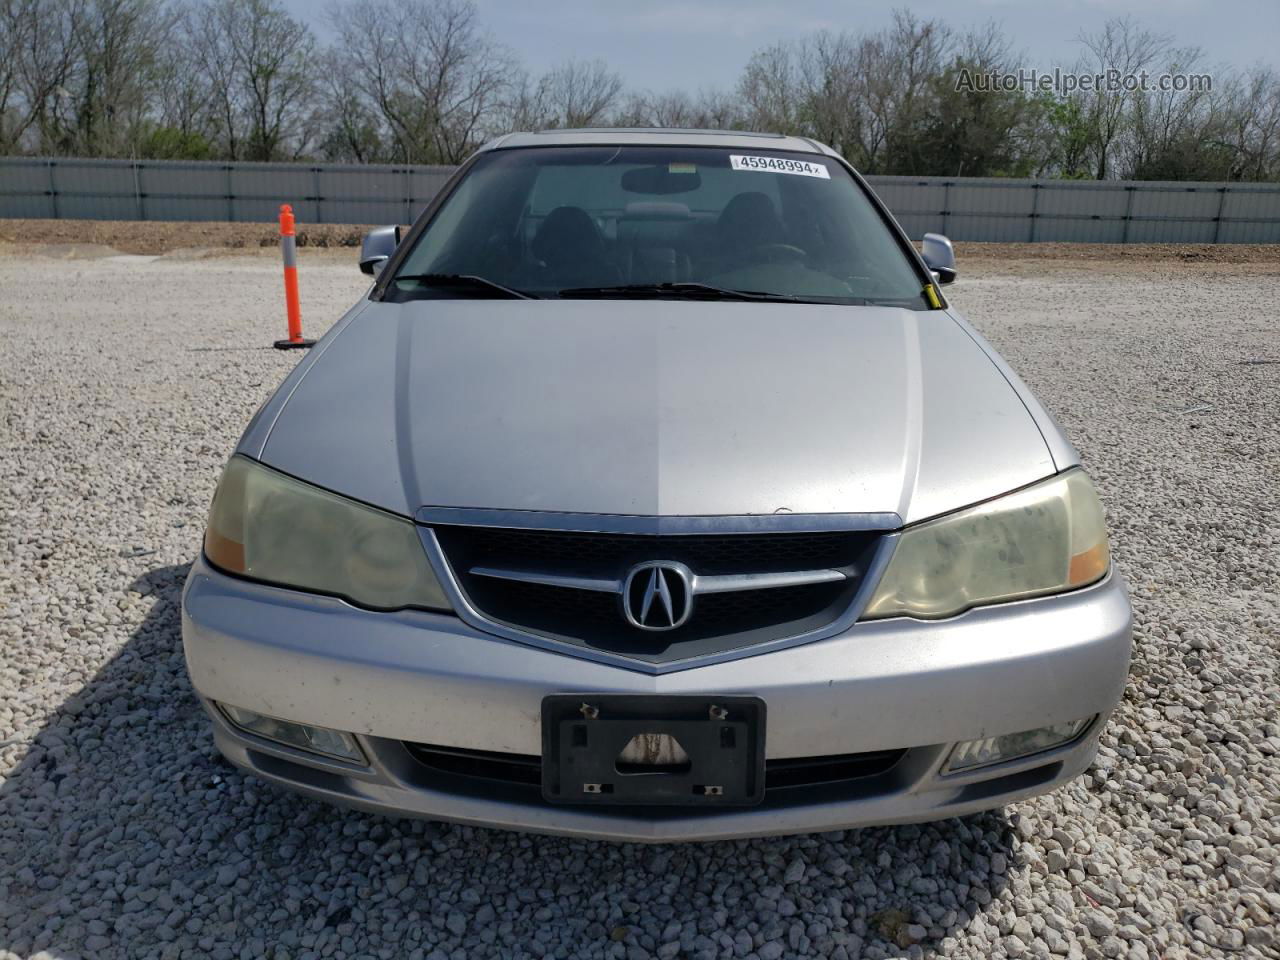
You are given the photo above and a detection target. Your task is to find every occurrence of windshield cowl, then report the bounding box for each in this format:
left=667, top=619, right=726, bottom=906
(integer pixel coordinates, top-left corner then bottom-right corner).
left=558, top=282, right=807, bottom=303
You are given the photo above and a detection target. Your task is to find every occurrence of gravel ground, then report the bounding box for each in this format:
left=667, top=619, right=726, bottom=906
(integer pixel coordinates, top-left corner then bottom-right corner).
left=1, top=250, right=1278, bottom=960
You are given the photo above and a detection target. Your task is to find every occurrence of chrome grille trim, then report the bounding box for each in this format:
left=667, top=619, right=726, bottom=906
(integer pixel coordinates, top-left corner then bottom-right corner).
left=470, top=567, right=619, bottom=593
left=693, top=568, right=849, bottom=594
left=469, top=565, right=850, bottom=595
left=417, top=523, right=901, bottom=676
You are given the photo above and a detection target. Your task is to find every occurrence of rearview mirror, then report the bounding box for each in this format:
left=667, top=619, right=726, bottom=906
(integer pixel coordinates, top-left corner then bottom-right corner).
left=921, top=233, right=956, bottom=285
left=621, top=165, right=702, bottom=195
left=360, top=225, right=401, bottom=275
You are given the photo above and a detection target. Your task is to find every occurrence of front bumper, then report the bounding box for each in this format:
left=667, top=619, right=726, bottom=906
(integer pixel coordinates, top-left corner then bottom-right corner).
left=182, top=555, right=1132, bottom=842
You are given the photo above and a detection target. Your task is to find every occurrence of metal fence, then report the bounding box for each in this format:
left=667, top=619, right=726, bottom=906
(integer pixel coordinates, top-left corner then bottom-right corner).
left=2, top=156, right=1279, bottom=243
left=0, top=157, right=455, bottom=227
left=868, top=174, right=1280, bottom=244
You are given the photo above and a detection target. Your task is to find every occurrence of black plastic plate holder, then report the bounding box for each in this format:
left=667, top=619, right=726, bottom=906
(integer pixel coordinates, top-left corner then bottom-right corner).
left=541, top=694, right=766, bottom=806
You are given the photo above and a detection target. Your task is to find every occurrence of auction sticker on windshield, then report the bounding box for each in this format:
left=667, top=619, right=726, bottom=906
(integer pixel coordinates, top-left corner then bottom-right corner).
left=730, top=155, right=830, bottom=179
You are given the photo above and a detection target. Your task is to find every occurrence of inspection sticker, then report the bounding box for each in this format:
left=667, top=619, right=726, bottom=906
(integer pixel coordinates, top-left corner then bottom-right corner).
left=730, top=155, right=830, bottom=179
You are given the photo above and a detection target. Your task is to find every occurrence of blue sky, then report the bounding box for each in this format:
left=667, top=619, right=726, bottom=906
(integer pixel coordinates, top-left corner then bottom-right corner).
left=291, top=0, right=1279, bottom=91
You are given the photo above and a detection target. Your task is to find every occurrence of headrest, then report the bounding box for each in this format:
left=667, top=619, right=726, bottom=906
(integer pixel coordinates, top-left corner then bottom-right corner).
left=532, top=206, right=604, bottom=261
left=622, top=201, right=692, bottom=221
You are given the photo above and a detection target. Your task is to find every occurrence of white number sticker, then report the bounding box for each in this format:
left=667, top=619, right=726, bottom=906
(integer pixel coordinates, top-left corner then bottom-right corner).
left=729, top=155, right=830, bottom=179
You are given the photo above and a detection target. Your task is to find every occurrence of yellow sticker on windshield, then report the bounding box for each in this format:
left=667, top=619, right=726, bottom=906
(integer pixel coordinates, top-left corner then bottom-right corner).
left=668, top=163, right=696, bottom=173
left=730, top=155, right=830, bottom=179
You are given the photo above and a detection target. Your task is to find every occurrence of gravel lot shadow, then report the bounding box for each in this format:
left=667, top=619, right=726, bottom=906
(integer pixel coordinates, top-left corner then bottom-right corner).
left=0, top=563, right=1020, bottom=960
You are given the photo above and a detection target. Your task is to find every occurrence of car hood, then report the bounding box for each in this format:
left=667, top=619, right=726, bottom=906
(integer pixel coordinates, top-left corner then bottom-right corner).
left=254, top=299, right=1058, bottom=525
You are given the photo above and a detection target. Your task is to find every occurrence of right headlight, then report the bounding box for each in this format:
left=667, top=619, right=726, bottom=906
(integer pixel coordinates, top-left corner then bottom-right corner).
left=861, top=468, right=1111, bottom=620
left=203, top=455, right=450, bottom=612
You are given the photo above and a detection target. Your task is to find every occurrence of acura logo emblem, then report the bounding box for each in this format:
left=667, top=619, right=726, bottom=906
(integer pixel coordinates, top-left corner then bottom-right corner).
left=622, top=561, right=694, bottom=631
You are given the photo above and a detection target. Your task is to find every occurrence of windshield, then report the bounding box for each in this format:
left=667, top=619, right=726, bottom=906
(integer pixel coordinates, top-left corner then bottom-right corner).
left=385, top=145, right=930, bottom=307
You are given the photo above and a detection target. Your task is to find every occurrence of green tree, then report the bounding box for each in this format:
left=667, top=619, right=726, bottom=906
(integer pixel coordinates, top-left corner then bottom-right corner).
left=920, top=55, right=1043, bottom=177
left=136, top=124, right=214, bottom=159
left=1043, top=96, right=1095, bottom=179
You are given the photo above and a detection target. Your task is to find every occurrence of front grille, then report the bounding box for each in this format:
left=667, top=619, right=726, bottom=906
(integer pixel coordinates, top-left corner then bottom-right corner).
left=431, top=526, right=880, bottom=663
left=403, top=741, right=906, bottom=793
left=445, top=528, right=863, bottom=574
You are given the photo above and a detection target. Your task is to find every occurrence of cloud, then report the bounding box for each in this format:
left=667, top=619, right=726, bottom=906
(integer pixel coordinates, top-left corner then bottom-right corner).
left=610, top=1, right=839, bottom=40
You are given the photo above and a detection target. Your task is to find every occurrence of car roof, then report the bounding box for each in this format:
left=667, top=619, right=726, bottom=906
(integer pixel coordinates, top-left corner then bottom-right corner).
left=483, top=128, right=841, bottom=158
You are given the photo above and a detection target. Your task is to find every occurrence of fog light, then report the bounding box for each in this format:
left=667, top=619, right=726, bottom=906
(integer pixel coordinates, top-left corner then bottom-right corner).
left=944, top=717, right=1093, bottom=773
left=219, top=704, right=365, bottom=763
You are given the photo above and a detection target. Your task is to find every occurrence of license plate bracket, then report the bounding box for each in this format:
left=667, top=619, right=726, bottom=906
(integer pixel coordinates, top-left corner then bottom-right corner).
left=541, top=695, right=766, bottom=806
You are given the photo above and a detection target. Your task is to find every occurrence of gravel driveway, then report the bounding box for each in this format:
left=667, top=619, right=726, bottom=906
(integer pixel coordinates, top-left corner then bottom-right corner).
left=1, top=248, right=1277, bottom=960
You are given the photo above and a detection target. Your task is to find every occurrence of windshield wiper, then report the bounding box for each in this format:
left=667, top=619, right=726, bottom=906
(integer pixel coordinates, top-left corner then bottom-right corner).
left=557, top=282, right=808, bottom=303
left=391, top=273, right=538, bottom=299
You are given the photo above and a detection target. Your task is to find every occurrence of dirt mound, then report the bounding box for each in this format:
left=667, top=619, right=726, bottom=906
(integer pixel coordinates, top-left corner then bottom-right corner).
left=955, top=241, right=1280, bottom=264
left=0, top=218, right=374, bottom=255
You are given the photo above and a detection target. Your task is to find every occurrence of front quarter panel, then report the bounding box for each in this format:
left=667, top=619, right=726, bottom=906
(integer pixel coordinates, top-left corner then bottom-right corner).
left=945, top=308, right=1080, bottom=471
left=237, top=295, right=373, bottom=459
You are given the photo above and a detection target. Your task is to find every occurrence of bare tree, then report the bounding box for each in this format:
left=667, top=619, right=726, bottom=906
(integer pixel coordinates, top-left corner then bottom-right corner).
left=66, top=0, right=175, bottom=155
left=314, top=47, right=389, bottom=162
left=328, top=0, right=514, bottom=164
left=501, top=72, right=549, bottom=131
left=148, top=13, right=217, bottom=157
left=610, top=88, right=741, bottom=129
left=736, top=42, right=803, bottom=135
left=1221, top=66, right=1280, bottom=181
left=327, top=0, right=416, bottom=160
left=541, top=59, right=623, bottom=128
left=1124, top=46, right=1220, bottom=179
left=504, top=59, right=622, bottom=130
left=0, top=0, right=38, bottom=151
left=843, top=32, right=896, bottom=172
left=1075, top=17, right=1171, bottom=179
left=237, top=0, right=314, bottom=159
left=793, top=32, right=863, bottom=161
left=732, top=13, right=951, bottom=174
left=616, top=90, right=697, bottom=128
left=182, top=0, right=316, bottom=161
left=779, top=13, right=953, bottom=173
left=875, top=10, right=953, bottom=173
left=1, top=0, right=85, bottom=153
left=688, top=89, right=743, bottom=130
left=181, top=0, right=239, bottom=156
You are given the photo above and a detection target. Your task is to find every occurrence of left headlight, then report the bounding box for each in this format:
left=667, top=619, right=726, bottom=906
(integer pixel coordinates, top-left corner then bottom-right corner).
left=861, top=468, right=1111, bottom=621
left=203, top=455, right=451, bottom=611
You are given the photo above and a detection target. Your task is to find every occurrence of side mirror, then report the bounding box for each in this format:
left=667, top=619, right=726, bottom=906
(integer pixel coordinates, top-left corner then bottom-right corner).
left=360, top=225, right=401, bottom=276
left=921, top=233, right=956, bottom=285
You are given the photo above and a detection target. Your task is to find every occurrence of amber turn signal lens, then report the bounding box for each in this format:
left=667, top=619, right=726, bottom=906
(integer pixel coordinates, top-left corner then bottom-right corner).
left=1068, top=541, right=1110, bottom=587
left=204, top=528, right=245, bottom=573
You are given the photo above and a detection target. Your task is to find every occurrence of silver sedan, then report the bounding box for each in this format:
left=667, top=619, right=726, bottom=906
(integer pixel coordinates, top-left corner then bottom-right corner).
left=182, top=128, right=1131, bottom=841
